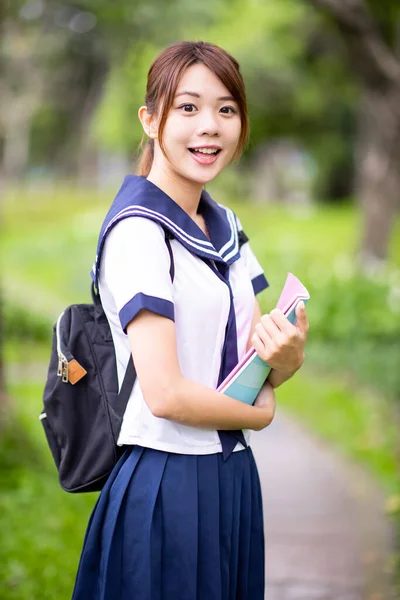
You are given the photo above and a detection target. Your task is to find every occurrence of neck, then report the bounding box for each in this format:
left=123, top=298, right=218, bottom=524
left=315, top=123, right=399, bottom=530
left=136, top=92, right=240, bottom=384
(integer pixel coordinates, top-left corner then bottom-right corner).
left=146, top=163, right=204, bottom=219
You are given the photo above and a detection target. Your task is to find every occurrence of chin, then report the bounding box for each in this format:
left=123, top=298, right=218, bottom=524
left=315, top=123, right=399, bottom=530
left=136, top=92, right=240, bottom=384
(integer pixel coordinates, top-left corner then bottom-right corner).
left=178, top=165, right=225, bottom=186
left=188, top=172, right=218, bottom=185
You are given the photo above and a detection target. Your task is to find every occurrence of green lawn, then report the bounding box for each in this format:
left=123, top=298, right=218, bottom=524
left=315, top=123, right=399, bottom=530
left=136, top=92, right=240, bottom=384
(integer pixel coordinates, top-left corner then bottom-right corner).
left=0, top=381, right=97, bottom=600
left=3, top=185, right=400, bottom=315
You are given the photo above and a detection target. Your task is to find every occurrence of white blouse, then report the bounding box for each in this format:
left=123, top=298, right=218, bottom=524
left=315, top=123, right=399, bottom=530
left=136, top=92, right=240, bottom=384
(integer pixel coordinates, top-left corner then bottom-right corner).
left=96, top=177, right=269, bottom=455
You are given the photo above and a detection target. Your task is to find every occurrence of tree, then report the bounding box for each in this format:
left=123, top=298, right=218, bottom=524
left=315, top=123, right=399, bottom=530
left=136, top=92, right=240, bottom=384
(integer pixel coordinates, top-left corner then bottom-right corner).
left=0, top=0, right=221, bottom=180
left=0, top=1, right=112, bottom=180
left=0, top=19, right=55, bottom=180
left=308, top=0, right=400, bottom=269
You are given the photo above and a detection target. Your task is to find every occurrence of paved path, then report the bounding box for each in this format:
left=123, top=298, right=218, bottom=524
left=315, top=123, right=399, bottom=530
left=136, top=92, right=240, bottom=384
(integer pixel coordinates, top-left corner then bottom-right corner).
left=251, top=410, right=395, bottom=600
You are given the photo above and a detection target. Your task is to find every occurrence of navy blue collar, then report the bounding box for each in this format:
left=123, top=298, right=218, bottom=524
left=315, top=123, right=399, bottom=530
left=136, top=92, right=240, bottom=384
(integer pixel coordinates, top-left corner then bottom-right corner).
left=92, top=175, right=241, bottom=286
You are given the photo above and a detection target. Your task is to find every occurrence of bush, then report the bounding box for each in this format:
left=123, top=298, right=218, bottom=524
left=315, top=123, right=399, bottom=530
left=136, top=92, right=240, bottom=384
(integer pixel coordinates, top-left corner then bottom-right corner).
left=0, top=382, right=96, bottom=600
left=305, top=273, right=400, bottom=402
left=2, top=301, right=52, bottom=344
left=309, top=273, right=400, bottom=342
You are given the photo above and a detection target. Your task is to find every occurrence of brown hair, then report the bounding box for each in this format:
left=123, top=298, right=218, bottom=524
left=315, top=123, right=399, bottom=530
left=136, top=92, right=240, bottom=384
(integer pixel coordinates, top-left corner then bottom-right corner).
left=137, top=41, right=249, bottom=177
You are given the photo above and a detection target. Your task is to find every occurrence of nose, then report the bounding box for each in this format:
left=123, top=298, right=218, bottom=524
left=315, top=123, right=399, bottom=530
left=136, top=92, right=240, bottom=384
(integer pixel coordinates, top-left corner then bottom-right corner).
left=196, top=109, right=221, bottom=137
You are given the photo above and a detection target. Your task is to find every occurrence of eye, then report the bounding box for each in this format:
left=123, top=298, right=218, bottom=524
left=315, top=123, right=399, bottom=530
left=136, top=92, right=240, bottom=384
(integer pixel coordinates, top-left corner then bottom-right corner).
left=220, top=106, right=237, bottom=114
left=179, top=103, right=197, bottom=113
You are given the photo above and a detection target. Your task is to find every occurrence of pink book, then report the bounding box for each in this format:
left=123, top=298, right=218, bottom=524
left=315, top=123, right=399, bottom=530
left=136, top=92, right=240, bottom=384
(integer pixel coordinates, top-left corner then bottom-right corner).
left=217, top=273, right=310, bottom=403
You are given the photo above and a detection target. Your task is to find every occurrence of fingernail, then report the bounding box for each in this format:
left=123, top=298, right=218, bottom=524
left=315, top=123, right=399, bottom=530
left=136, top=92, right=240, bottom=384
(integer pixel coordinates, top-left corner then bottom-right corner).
left=298, top=301, right=305, bottom=310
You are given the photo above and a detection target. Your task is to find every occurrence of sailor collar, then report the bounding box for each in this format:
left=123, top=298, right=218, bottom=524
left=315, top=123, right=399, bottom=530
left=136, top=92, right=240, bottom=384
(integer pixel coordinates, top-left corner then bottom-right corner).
left=92, top=175, right=241, bottom=287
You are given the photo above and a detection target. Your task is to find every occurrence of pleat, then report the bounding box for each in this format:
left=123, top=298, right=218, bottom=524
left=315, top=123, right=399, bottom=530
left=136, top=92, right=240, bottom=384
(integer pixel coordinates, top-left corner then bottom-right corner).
left=160, top=453, right=199, bottom=599
left=236, top=451, right=252, bottom=599
left=247, top=449, right=265, bottom=597
left=72, top=447, right=140, bottom=600
left=217, top=451, right=236, bottom=600
left=197, top=454, right=222, bottom=600
left=119, top=447, right=169, bottom=600
left=97, top=446, right=148, bottom=599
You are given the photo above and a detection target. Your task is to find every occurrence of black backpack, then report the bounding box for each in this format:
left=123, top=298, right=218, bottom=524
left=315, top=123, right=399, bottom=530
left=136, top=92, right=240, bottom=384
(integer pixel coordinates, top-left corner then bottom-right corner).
left=40, top=230, right=175, bottom=493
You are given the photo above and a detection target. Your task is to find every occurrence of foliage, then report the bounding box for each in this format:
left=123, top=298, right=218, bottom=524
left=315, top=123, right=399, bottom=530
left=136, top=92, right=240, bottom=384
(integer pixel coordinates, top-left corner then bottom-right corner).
left=3, top=301, right=52, bottom=344
left=310, top=272, right=400, bottom=340
left=0, top=382, right=96, bottom=600
left=1, top=0, right=364, bottom=201
left=93, top=43, right=160, bottom=153
left=289, top=272, right=400, bottom=402
left=90, top=0, right=358, bottom=200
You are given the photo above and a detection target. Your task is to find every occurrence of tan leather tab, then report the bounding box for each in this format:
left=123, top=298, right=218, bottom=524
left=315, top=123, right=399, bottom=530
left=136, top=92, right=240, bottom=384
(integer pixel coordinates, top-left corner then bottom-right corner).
left=68, top=359, right=87, bottom=385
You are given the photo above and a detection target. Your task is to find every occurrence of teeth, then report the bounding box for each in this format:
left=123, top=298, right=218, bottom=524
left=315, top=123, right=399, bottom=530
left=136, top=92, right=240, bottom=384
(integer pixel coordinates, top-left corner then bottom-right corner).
left=193, top=148, right=218, bottom=155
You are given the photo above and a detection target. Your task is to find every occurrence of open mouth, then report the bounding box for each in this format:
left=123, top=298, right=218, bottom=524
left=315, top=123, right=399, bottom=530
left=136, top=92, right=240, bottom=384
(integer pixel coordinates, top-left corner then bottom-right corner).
left=189, top=148, right=221, bottom=156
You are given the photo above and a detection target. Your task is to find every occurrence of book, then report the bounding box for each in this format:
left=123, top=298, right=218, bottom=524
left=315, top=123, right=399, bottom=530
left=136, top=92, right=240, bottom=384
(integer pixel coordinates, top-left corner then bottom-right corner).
left=217, top=273, right=310, bottom=405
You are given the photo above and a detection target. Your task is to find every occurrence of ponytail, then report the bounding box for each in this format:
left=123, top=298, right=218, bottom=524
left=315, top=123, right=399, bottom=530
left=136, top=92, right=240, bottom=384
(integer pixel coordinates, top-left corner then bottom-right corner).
left=137, top=138, right=154, bottom=177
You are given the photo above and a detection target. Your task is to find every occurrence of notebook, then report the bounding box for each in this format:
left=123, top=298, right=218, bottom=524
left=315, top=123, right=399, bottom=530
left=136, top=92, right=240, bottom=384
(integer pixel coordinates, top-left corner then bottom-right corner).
left=217, top=273, right=310, bottom=405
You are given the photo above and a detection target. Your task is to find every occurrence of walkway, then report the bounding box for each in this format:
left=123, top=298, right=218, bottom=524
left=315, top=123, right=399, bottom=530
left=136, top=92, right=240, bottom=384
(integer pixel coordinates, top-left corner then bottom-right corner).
left=251, top=410, right=395, bottom=600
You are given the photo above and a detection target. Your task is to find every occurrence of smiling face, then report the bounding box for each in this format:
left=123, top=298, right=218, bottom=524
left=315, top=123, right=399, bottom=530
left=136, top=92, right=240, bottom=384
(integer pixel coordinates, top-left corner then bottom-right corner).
left=149, top=63, right=242, bottom=186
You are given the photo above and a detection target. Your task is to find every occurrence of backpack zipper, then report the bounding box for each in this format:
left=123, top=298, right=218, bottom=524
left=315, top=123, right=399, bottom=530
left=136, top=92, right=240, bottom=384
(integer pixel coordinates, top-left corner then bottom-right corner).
left=56, top=311, right=69, bottom=383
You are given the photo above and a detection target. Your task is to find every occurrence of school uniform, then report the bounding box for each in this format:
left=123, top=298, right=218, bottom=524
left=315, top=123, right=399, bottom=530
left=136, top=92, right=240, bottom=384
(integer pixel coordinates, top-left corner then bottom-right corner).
left=72, top=175, right=269, bottom=600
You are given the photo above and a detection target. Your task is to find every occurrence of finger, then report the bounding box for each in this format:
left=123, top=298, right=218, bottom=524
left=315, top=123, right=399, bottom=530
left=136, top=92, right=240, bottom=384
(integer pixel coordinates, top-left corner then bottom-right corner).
left=259, top=314, right=284, bottom=344
left=251, top=332, right=265, bottom=358
left=255, top=325, right=279, bottom=361
left=252, top=330, right=274, bottom=361
left=295, top=301, right=309, bottom=333
left=268, top=308, right=295, bottom=335
left=254, top=323, right=269, bottom=348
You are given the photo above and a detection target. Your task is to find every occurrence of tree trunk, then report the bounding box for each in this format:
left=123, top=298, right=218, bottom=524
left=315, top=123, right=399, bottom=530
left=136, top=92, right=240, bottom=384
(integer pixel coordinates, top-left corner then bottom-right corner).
left=77, top=73, right=107, bottom=186
left=307, top=0, right=400, bottom=269
left=355, top=86, right=400, bottom=271
left=1, top=115, right=31, bottom=181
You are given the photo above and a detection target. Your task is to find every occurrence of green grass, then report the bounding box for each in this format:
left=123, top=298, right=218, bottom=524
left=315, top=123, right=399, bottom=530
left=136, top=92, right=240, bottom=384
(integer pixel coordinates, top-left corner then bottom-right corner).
left=0, top=381, right=97, bottom=600
left=3, top=186, right=399, bottom=315
left=276, top=364, right=400, bottom=495
left=4, top=339, right=52, bottom=364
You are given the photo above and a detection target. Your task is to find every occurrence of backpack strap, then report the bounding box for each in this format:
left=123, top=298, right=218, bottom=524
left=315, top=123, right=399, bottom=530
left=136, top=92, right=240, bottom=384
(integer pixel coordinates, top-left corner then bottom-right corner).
left=238, top=229, right=249, bottom=249
left=114, top=356, right=136, bottom=415
left=113, top=229, right=175, bottom=419
left=164, top=229, right=175, bottom=281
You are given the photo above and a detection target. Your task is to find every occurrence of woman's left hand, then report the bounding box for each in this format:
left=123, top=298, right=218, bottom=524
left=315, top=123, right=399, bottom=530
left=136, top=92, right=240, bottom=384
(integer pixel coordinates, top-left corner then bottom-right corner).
left=251, top=301, right=309, bottom=376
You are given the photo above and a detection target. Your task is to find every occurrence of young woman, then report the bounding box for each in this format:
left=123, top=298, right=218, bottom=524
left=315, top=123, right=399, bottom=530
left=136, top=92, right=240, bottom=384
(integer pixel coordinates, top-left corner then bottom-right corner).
left=72, top=41, right=308, bottom=600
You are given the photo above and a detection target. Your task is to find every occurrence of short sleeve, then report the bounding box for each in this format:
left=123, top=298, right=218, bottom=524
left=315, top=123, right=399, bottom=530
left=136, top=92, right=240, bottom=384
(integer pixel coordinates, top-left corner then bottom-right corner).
left=101, top=217, right=174, bottom=333
left=236, top=217, right=269, bottom=295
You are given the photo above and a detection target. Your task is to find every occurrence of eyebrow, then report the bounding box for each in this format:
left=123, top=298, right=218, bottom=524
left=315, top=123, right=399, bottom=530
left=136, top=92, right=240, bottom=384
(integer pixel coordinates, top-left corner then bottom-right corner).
left=175, top=91, right=236, bottom=102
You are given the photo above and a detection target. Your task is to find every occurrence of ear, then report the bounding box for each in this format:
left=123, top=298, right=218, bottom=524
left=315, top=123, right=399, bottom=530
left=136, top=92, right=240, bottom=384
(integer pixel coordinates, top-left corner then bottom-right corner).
left=138, top=106, right=158, bottom=139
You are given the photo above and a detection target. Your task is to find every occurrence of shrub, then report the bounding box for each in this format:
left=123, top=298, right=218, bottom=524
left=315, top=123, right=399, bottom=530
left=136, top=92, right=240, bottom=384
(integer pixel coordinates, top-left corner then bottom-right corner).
left=2, top=301, right=52, bottom=344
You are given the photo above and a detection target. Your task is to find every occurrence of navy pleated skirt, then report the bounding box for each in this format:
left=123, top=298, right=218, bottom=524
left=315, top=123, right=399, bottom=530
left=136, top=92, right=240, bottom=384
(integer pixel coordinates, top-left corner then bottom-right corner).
left=72, top=445, right=265, bottom=600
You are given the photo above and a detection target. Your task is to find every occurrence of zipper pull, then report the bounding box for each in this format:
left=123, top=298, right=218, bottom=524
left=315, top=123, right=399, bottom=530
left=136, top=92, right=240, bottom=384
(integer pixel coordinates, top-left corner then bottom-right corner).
left=61, top=360, right=69, bottom=383
left=57, top=354, right=69, bottom=382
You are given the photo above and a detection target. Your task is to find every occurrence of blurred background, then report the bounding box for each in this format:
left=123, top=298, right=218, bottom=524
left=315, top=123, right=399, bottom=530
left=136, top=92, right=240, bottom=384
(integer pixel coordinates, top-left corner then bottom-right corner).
left=1, top=0, right=399, bottom=598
